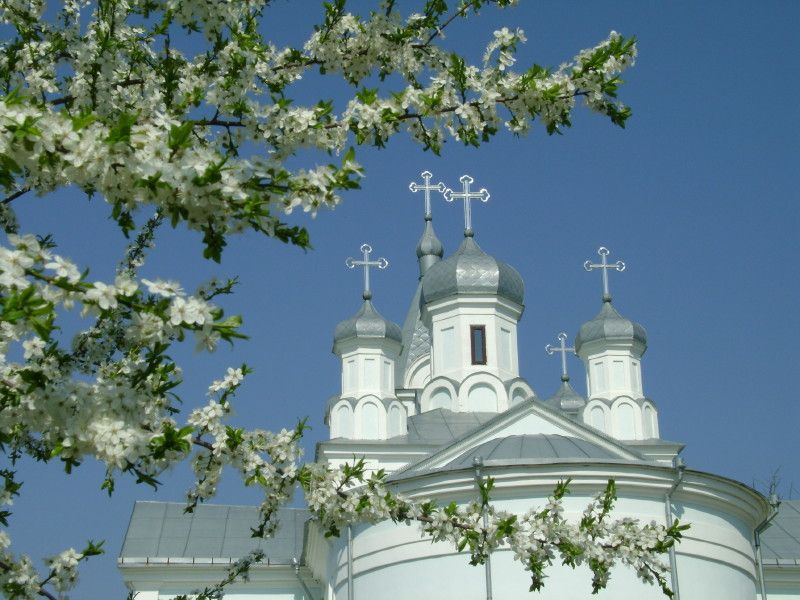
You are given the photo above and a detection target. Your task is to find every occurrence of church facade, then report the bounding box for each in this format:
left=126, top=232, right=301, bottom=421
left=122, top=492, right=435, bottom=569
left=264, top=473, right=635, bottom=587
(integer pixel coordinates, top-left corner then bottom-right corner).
left=119, top=173, right=800, bottom=600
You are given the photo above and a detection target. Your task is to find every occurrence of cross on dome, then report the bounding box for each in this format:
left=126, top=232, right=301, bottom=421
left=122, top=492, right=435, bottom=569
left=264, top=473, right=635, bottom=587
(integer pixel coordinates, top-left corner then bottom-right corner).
left=584, top=246, right=626, bottom=303
left=444, top=174, right=490, bottom=237
left=345, top=243, right=389, bottom=301
left=546, top=332, right=576, bottom=382
left=409, top=170, right=446, bottom=221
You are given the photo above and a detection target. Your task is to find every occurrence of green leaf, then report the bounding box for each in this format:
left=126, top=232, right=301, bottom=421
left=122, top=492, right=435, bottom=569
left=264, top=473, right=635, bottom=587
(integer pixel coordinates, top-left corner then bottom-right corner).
left=105, top=112, right=139, bottom=144
left=168, top=121, right=194, bottom=152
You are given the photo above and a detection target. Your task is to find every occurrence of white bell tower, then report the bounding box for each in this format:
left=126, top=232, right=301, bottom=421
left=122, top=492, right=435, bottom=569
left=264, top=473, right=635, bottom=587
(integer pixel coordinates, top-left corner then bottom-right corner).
left=327, top=244, right=406, bottom=441
left=577, top=247, right=659, bottom=440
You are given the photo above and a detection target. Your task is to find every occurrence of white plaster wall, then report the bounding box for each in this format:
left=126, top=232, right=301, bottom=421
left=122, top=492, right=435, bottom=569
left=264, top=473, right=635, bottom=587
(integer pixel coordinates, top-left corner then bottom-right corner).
left=427, top=299, right=520, bottom=384
left=326, top=485, right=761, bottom=600
left=159, top=589, right=308, bottom=600
left=582, top=348, right=643, bottom=400
left=122, top=566, right=322, bottom=600
left=338, top=341, right=398, bottom=398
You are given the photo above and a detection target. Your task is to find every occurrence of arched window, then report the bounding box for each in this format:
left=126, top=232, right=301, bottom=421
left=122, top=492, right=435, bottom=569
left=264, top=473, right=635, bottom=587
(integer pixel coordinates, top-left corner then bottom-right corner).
left=388, top=404, right=404, bottom=438
left=467, top=384, right=497, bottom=412
left=429, top=388, right=452, bottom=411
left=335, top=404, right=352, bottom=438
left=361, top=402, right=380, bottom=439
left=614, top=402, right=636, bottom=439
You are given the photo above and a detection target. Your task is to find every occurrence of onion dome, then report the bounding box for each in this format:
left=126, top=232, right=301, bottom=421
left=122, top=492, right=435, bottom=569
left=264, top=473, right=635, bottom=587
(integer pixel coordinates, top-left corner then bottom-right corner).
left=421, top=237, right=524, bottom=306
left=575, top=301, right=647, bottom=354
left=415, top=219, right=444, bottom=278
left=544, top=381, right=587, bottom=418
left=333, top=300, right=402, bottom=352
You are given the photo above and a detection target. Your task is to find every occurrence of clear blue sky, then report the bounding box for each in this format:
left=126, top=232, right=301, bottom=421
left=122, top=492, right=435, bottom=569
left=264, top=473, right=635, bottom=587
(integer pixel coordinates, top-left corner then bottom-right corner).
left=6, top=2, right=800, bottom=598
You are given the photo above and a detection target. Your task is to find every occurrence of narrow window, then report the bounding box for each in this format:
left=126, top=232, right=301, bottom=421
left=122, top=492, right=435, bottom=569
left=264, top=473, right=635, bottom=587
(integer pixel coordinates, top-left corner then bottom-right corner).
left=470, top=325, right=487, bottom=365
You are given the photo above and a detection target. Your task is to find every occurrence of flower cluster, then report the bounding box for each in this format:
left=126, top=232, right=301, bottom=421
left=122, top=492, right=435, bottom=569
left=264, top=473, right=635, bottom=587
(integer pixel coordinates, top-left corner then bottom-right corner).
left=0, top=0, right=635, bottom=260
left=0, top=1, right=646, bottom=598
left=298, top=461, right=682, bottom=596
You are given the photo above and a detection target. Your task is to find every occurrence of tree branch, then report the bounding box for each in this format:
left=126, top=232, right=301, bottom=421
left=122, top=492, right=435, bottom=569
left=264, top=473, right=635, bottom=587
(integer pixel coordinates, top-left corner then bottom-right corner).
left=3, top=187, right=30, bottom=204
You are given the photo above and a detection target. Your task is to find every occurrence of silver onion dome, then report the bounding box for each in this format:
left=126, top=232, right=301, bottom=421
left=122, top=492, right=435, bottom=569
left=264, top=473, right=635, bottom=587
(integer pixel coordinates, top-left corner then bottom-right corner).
left=544, top=380, right=587, bottom=418
left=575, top=301, right=647, bottom=354
left=333, top=300, right=402, bottom=351
left=415, top=219, right=444, bottom=278
left=421, top=237, right=524, bottom=306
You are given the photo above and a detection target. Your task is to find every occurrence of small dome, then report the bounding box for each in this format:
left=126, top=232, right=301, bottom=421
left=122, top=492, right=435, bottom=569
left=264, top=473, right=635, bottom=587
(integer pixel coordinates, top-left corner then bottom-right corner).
left=544, top=381, right=587, bottom=416
left=416, top=220, right=444, bottom=278
left=416, top=220, right=444, bottom=259
left=575, top=301, right=647, bottom=354
left=333, top=300, right=402, bottom=351
left=421, top=237, right=524, bottom=306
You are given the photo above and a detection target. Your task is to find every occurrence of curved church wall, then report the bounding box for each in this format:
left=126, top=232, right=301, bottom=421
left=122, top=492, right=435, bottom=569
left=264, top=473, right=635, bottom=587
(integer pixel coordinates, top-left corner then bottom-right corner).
left=326, top=466, right=765, bottom=600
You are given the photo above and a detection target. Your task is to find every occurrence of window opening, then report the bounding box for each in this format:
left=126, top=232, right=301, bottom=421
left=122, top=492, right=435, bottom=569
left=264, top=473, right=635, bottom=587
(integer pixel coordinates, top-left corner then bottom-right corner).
left=470, top=325, right=487, bottom=365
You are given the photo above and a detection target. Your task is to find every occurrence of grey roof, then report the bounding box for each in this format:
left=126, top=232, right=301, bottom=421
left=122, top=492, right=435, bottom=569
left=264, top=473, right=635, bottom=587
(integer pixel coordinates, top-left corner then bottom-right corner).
left=402, top=409, right=497, bottom=444
left=575, top=300, right=647, bottom=354
left=445, top=434, right=618, bottom=470
left=421, top=237, right=524, bottom=306
left=321, top=409, right=496, bottom=448
left=544, top=380, right=587, bottom=416
left=761, top=500, right=800, bottom=563
left=416, top=219, right=444, bottom=277
left=120, top=502, right=308, bottom=562
left=397, top=283, right=432, bottom=379
left=333, top=299, right=402, bottom=349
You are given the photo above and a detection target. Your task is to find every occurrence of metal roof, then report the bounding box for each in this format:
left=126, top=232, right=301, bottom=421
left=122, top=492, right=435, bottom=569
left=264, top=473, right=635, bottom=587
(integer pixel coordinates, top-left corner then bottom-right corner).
left=119, top=502, right=308, bottom=563
left=416, top=219, right=444, bottom=263
left=544, top=380, right=587, bottom=416
left=575, top=300, right=647, bottom=354
left=421, top=236, right=524, bottom=306
left=401, top=408, right=498, bottom=444
left=445, top=434, right=618, bottom=470
left=761, top=500, right=800, bottom=564
left=397, top=282, right=432, bottom=379
left=333, top=299, right=402, bottom=348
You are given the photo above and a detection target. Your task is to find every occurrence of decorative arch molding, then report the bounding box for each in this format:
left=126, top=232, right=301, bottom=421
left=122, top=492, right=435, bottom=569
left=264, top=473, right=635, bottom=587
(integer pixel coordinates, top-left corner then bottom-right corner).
left=330, top=400, right=354, bottom=439
left=386, top=401, right=406, bottom=438
left=354, top=395, right=387, bottom=440
left=641, top=401, right=659, bottom=439
left=404, top=354, right=431, bottom=390
left=506, top=378, right=536, bottom=407
left=584, top=400, right=609, bottom=434
left=611, top=397, right=640, bottom=440
left=457, top=372, right=507, bottom=413
left=419, top=377, right=458, bottom=413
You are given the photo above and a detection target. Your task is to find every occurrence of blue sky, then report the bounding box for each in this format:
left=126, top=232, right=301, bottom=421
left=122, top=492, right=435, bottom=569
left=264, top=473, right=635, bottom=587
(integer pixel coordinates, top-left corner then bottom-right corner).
left=6, top=1, right=800, bottom=597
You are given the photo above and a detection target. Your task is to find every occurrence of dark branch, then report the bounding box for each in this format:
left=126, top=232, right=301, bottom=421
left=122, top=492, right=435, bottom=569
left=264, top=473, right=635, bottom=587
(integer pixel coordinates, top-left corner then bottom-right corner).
left=3, top=187, right=30, bottom=204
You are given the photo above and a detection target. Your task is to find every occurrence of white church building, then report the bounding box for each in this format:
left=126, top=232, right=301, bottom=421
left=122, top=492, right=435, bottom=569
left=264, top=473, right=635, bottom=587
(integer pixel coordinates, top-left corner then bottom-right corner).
left=118, top=173, right=800, bottom=600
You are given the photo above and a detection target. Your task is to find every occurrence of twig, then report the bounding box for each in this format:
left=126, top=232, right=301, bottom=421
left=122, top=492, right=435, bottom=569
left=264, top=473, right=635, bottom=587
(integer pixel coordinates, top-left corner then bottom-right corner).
left=2, top=187, right=30, bottom=204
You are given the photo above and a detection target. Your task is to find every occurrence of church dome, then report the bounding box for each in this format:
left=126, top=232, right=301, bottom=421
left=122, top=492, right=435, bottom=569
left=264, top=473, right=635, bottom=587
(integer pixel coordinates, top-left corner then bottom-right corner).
left=575, top=301, right=647, bottom=354
left=415, top=220, right=444, bottom=278
left=333, top=300, right=402, bottom=349
left=416, top=220, right=444, bottom=260
left=421, top=237, right=524, bottom=306
left=544, top=381, right=587, bottom=415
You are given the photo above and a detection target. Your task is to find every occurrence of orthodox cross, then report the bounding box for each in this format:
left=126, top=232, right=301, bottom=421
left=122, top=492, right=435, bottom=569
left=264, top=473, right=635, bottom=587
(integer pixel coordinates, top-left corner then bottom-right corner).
left=409, top=170, right=445, bottom=220
left=584, top=246, right=625, bottom=302
left=545, top=332, right=576, bottom=382
left=345, top=243, right=388, bottom=300
left=444, top=174, right=490, bottom=237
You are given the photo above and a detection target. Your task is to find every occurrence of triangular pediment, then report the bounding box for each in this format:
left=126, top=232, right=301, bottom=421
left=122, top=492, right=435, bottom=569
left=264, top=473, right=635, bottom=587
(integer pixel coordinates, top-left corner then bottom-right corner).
left=391, top=400, right=645, bottom=479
